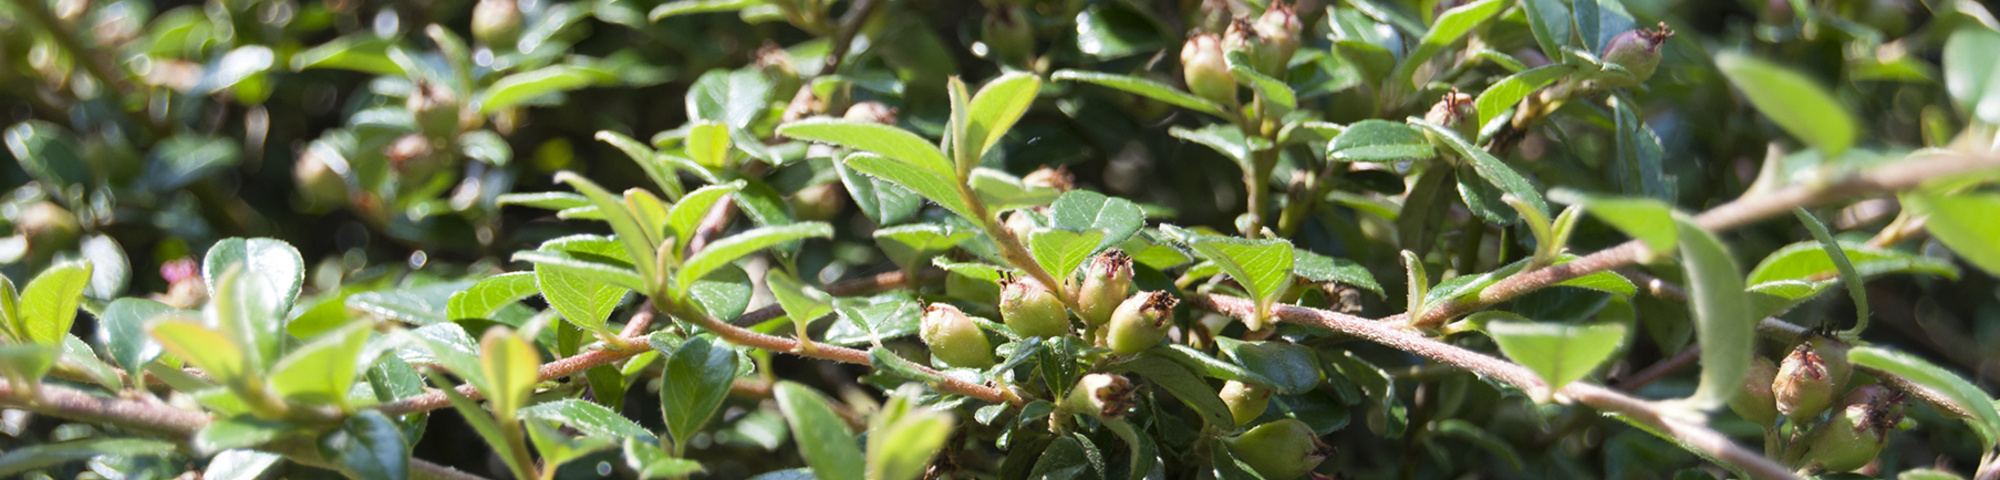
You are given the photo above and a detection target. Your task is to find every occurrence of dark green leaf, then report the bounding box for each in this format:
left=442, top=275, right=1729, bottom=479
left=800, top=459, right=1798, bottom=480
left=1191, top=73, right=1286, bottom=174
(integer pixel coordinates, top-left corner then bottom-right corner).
left=660, top=337, right=739, bottom=448
left=1747, top=241, right=1959, bottom=285
left=3, top=121, right=88, bottom=188
left=874, top=224, right=975, bottom=272
left=1411, top=118, right=1547, bottom=222
left=348, top=281, right=478, bottom=326
left=0, top=439, right=177, bottom=477
left=320, top=410, right=409, bottom=480
left=1112, top=355, right=1233, bottom=429
left=99, top=298, right=173, bottom=377
left=521, top=399, right=658, bottom=443
left=1475, top=65, right=1573, bottom=128
left=1395, top=0, right=1507, bottom=87
left=1327, top=120, right=1435, bottom=163
left=775, top=382, right=866, bottom=480
left=1292, top=249, right=1383, bottom=295
left=1224, top=50, right=1296, bottom=111
left=1216, top=338, right=1324, bottom=395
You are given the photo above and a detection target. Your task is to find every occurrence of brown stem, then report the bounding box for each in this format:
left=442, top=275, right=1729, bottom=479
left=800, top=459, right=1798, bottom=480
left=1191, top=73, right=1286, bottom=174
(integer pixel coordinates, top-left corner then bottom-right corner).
left=1614, top=346, right=1701, bottom=392
left=1189, top=294, right=1801, bottom=480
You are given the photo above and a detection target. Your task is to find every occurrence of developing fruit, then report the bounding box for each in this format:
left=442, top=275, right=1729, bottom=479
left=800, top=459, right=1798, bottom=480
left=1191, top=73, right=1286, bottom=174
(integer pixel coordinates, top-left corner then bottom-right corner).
left=919, top=303, right=994, bottom=369
left=1225, top=418, right=1330, bottom=479
left=1221, top=380, right=1273, bottom=427
left=1105, top=291, right=1177, bottom=355
left=471, top=0, right=522, bottom=49
left=788, top=182, right=846, bottom=221
left=843, top=101, right=898, bottom=125
left=1000, top=276, right=1070, bottom=338
left=1806, top=385, right=1904, bottom=472
left=295, top=149, right=348, bottom=211
left=1250, top=1, right=1301, bottom=76
left=1728, top=357, right=1780, bottom=426
left=1075, top=250, right=1134, bottom=328
left=407, top=80, right=461, bottom=140
left=981, top=4, right=1034, bottom=67
left=1064, top=373, right=1136, bottom=419
left=1775, top=342, right=1841, bottom=425
left=1599, top=22, right=1675, bottom=87
left=1181, top=33, right=1236, bottom=107
left=1424, top=89, right=1479, bottom=139
left=17, top=201, right=81, bottom=255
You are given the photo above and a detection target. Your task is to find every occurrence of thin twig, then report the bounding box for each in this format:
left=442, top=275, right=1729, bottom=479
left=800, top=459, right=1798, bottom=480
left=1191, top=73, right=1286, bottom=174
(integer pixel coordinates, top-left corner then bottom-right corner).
left=1614, top=346, right=1701, bottom=392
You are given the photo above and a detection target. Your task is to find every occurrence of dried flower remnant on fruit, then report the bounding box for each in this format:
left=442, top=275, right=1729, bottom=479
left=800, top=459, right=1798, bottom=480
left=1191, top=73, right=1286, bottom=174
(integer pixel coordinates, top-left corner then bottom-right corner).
left=1600, top=22, right=1675, bottom=86
left=919, top=303, right=995, bottom=369
left=1076, top=250, right=1136, bottom=328
left=1000, top=275, right=1070, bottom=338
left=1066, top=373, right=1137, bottom=419
left=1106, top=291, right=1178, bottom=354
left=1775, top=342, right=1840, bottom=424
left=408, top=80, right=461, bottom=139
left=1425, top=89, right=1479, bottom=138
left=1182, top=33, right=1237, bottom=107
left=1250, top=1, right=1301, bottom=76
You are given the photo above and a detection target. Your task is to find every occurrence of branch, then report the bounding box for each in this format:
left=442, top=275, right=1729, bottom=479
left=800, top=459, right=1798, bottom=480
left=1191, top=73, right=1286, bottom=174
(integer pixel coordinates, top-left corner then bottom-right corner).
left=1188, top=294, right=1802, bottom=480
left=1402, top=148, right=2000, bottom=327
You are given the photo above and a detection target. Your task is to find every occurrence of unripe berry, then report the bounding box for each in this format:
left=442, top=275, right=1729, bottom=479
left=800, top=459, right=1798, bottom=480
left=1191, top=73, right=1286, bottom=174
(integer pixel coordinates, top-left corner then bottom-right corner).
left=1105, top=291, right=1177, bottom=355
left=1775, top=342, right=1841, bottom=425
left=471, top=0, right=523, bottom=50
left=295, top=149, right=349, bottom=211
left=1423, top=89, right=1479, bottom=140
left=788, top=182, right=846, bottom=221
left=407, top=80, right=461, bottom=140
left=1181, top=33, right=1237, bottom=107
left=1000, top=276, right=1070, bottom=338
left=1221, top=380, right=1273, bottom=427
left=1064, top=373, right=1136, bottom=419
left=17, top=201, right=81, bottom=255
left=919, top=303, right=995, bottom=369
left=1729, top=357, right=1780, bottom=426
left=1250, top=1, right=1301, bottom=76
left=386, top=133, right=446, bottom=181
left=843, top=101, right=898, bottom=125
left=1599, top=22, right=1674, bottom=87
left=1075, top=250, right=1134, bottom=328
left=1021, top=166, right=1074, bottom=192
left=981, top=4, right=1035, bottom=67
left=1225, top=418, right=1331, bottom=479
left=1806, top=385, right=1903, bottom=472
left=755, top=43, right=802, bottom=102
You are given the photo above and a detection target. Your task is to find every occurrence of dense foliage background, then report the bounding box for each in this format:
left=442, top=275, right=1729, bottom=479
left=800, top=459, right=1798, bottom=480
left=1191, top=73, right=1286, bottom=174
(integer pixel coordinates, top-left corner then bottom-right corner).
left=3, top=0, right=2000, bottom=479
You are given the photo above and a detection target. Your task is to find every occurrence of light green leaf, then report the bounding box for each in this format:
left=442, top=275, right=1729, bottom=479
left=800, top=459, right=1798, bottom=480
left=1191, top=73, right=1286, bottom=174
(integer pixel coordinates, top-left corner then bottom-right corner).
left=290, top=35, right=402, bottom=75
left=867, top=397, right=954, bottom=480
left=524, top=419, right=615, bottom=471
left=659, top=337, right=739, bottom=449
left=1050, top=70, right=1230, bottom=118
left=1051, top=190, right=1145, bottom=252
left=152, top=321, right=250, bottom=386
left=195, top=416, right=294, bottom=454
left=1327, top=119, right=1435, bottom=163
left=768, top=270, right=835, bottom=327
left=1747, top=241, right=1959, bottom=285
left=556, top=172, right=660, bottom=288
left=1475, top=65, right=1574, bottom=127
left=0, top=439, right=177, bottom=477
left=480, top=327, right=541, bottom=419
left=594, top=130, right=685, bottom=199
left=1170, top=124, right=1268, bottom=168
left=686, top=68, right=773, bottom=129
left=1551, top=189, right=1677, bottom=254
left=676, top=223, right=833, bottom=291
left=874, top=224, right=975, bottom=272
left=1030, top=228, right=1109, bottom=280
left=77, top=235, right=127, bottom=300
left=346, top=281, right=477, bottom=326
left=511, top=249, right=647, bottom=293
left=1482, top=313, right=1627, bottom=398
left=775, top=381, right=866, bottom=480
left=687, top=121, right=733, bottom=168
left=690, top=265, right=755, bottom=321
left=538, top=263, right=628, bottom=334
left=843, top=153, right=974, bottom=219
left=1191, top=237, right=1295, bottom=330
left=627, top=438, right=706, bottom=478
left=965, top=72, right=1041, bottom=159
left=0, top=344, right=57, bottom=388
left=778, top=119, right=954, bottom=177
left=1715, top=53, right=1859, bottom=158
left=1849, top=346, right=2000, bottom=448
left=477, top=65, right=616, bottom=114
left=0, top=276, right=17, bottom=342
left=202, top=237, right=305, bottom=325
left=667, top=182, right=746, bottom=253
left=270, top=323, right=371, bottom=407
left=1674, top=216, right=1755, bottom=410
left=1395, top=0, right=1507, bottom=87
left=1907, top=192, right=2000, bottom=277
left=496, top=192, right=591, bottom=211
left=1942, top=26, right=2000, bottom=125
left=19, top=262, right=91, bottom=346
left=522, top=399, right=657, bottom=442
left=650, top=0, right=762, bottom=19
left=969, top=168, right=1062, bottom=212
left=446, top=272, right=541, bottom=321
left=1412, top=118, right=1548, bottom=222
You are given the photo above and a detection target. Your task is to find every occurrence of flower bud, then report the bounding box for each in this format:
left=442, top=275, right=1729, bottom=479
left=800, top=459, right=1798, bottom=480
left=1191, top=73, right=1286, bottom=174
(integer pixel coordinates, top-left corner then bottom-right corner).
left=407, top=80, right=461, bottom=140
left=1775, top=342, right=1840, bottom=424
left=1728, top=357, right=1780, bottom=426
left=843, top=101, right=898, bottom=125
left=1181, top=33, right=1237, bottom=107
left=1251, top=2, right=1301, bottom=76
left=1064, top=373, right=1136, bottom=420
left=1807, top=385, right=1904, bottom=472
left=1225, top=418, right=1331, bottom=479
left=1221, top=380, right=1273, bottom=427
left=17, top=201, right=81, bottom=255
left=1106, top=291, right=1177, bottom=355
left=1075, top=250, right=1135, bottom=328
left=920, top=303, right=995, bottom=369
left=1000, top=276, right=1070, bottom=338
left=1424, top=89, right=1479, bottom=140
left=1599, top=22, right=1674, bottom=87
left=295, top=149, right=349, bottom=212
left=982, top=4, right=1036, bottom=67
left=471, top=0, right=523, bottom=50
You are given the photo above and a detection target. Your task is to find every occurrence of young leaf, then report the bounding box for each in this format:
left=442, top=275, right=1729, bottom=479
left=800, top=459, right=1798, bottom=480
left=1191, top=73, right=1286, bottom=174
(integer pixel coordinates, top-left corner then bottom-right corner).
left=675, top=223, right=833, bottom=291
left=965, top=72, right=1041, bottom=159
left=520, top=399, right=657, bottom=442
left=1029, top=228, right=1109, bottom=280
left=1905, top=192, right=2000, bottom=277
left=867, top=395, right=955, bottom=480
left=768, top=270, right=835, bottom=332
left=1394, top=0, right=1507, bottom=87
left=152, top=321, right=250, bottom=385
left=660, top=337, right=740, bottom=450
left=775, top=381, right=867, bottom=480
left=98, top=298, right=173, bottom=377
left=269, top=323, right=371, bottom=407
left=1848, top=346, right=2000, bottom=448
left=666, top=182, right=746, bottom=253
left=1050, top=70, right=1231, bottom=118
left=1715, top=53, right=1859, bottom=158
left=842, top=153, right=974, bottom=219
left=778, top=119, right=955, bottom=177
left=1192, top=237, right=1296, bottom=330
left=1673, top=216, right=1755, bottom=410
left=1475, top=65, right=1574, bottom=127
left=556, top=172, right=661, bottom=288
left=1327, top=120, right=1436, bottom=163
left=479, top=327, right=541, bottom=419
left=1482, top=313, right=1628, bottom=399
left=19, top=262, right=91, bottom=346
left=446, top=272, right=541, bottom=321
left=687, top=120, right=733, bottom=168
left=318, top=410, right=410, bottom=480
left=537, top=262, right=627, bottom=334
left=1050, top=190, right=1146, bottom=252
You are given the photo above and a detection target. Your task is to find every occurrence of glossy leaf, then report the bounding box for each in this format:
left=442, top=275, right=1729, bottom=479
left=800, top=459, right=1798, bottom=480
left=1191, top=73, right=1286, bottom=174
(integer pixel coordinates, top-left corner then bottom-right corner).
left=1475, top=65, right=1573, bottom=127
left=1113, top=355, right=1234, bottom=429
left=269, top=323, right=371, bottom=407
left=1051, top=190, right=1146, bottom=252
left=1051, top=70, right=1230, bottom=118
left=768, top=270, right=835, bottom=326
left=521, top=399, right=657, bottom=442
left=874, top=224, right=975, bottom=272
left=965, top=73, right=1041, bottom=159
left=446, top=272, right=540, bottom=321
left=667, top=182, right=746, bottom=253
left=319, top=410, right=409, bottom=480
left=842, top=153, right=974, bottom=219
left=1747, top=241, right=1958, bottom=285
left=676, top=223, right=832, bottom=291
left=3, top=121, right=88, bottom=188
left=556, top=172, right=661, bottom=287
left=477, top=65, right=616, bottom=114
left=1192, top=237, right=1295, bottom=328
left=1328, top=120, right=1435, bottom=163
left=0, top=439, right=177, bottom=477
left=1483, top=313, right=1627, bottom=397
left=1551, top=190, right=1677, bottom=254
left=779, top=119, right=954, bottom=177
left=1411, top=118, right=1547, bottom=221
left=1395, top=0, right=1507, bottom=87
left=538, top=262, right=627, bottom=334
left=98, top=298, right=174, bottom=377
left=1716, top=53, right=1858, bottom=158
left=1029, top=228, right=1108, bottom=279
left=19, top=262, right=91, bottom=346
left=479, top=327, right=541, bottom=419
left=1942, top=27, right=2000, bottom=125
left=1215, top=338, right=1324, bottom=395
left=775, top=381, right=866, bottom=480
left=660, top=337, right=739, bottom=448
left=1224, top=50, right=1296, bottom=110
left=1292, top=249, right=1383, bottom=295
left=686, top=68, right=773, bottom=129
left=1521, top=0, right=1571, bottom=57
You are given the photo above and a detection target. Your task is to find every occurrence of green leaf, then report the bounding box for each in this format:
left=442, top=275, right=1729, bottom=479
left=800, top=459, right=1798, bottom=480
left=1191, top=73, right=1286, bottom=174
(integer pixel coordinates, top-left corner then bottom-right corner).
left=203, top=237, right=304, bottom=342
left=1674, top=216, right=1756, bottom=410
left=556, top=172, right=661, bottom=288
left=1907, top=192, right=2000, bottom=277
left=1747, top=241, right=1959, bottom=285
left=824, top=295, right=923, bottom=347
left=867, top=403, right=954, bottom=480
left=627, top=438, right=706, bottom=478
left=775, top=381, right=867, bottom=480
left=497, top=192, right=591, bottom=211
left=480, top=327, right=541, bottom=419
left=538, top=262, right=628, bottom=334
left=1170, top=124, right=1269, bottom=169
left=521, top=399, right=657, bottom=442
left=0, top=276, right=17, bottom=342
left=667, top=182, right=746, bottom=253
left=676, top=223, right=833, bottom=291
left=1215, top=338, right=1324, bottom=395
left=969, top=168, right=1062, bottom=212
left=458, top=130, right=511, bottom=166
left=838, top=159, right=923, bottom=225
left=1395, top=0, right=1507, bottom=87
left=594, top=130, right=686, bottom=199
left=686, top=68, right=774, bottom=129
left=525, top=419, right=616, bottom=471
left=660, top=337, right=739, bottom=449
left=1610, top=96, right=1670, bottom=201
left=98, top=298, right=174, bottom=377
left=1942, top=26, right=2000, bottom=125
left=874, top=224, right=975, bottom=272
left=1191, top=237, right=1296, bottom=329
left=1292, top=249, right=1383, bottom=295
left=778, top=119, right=955, bottom=177
left=1224, top=50, right=1297, bottom=110
left=346, top=281, right=477, bottom=326
left=687, top=121, right=733, bottom=168
left=1552, top=190, right=1677, bottom=254
left=1050, top=70, right=1230, bottom=118
left=965, top=73, right=1042, bottom=159
left=477, top=65, right=616, bottom=114
left=1715, top=53, right=1859, bottom=158
left=1482, top=313, right=1628, bottom=398
left=1327, top=120, right=1435, bottom=163
left=1051, top=191, right=1146, bottom=252
left=0, top=344, right=57, bottom=388
left=1411, top=118, right=1548, bottom=222
left=0, top=439, right=177, bottom=477
left=447, top=272, right=541, bottom=321
left=1521, top=0, right=1571, bottom=57
left=1849, top=346, right=2000, bottom=448
left=153, top=321, right=250, bottom=384
left=1433, top=419, right=1527, bottom=472
left=690, top=264, right=755, bottom=320
left=1030, top=228, right=1109, bottom=279
left=843, top=153, right=974, bottom=219
left=1111, top=355, right=1234, bottom=429
left=269, top=323, right=371, bottom=407
left=1145, top=345, right=1281, bottom=389
left=77, top=235, right=128, bottom=300
left=649, top=0, right=762, bottom=20
left=3, top=121, right=89, bottom=188
left=1475, top=65, right=1574, bottom=127
left=19, top=262, right=91, bottom=346
left=195, top=415, right=295, bottom=454
left=290, top=35, right=402, bottom=75
left=319, top=410, right=409, bottom=480
left=768, top=270, right=835, bottom=326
